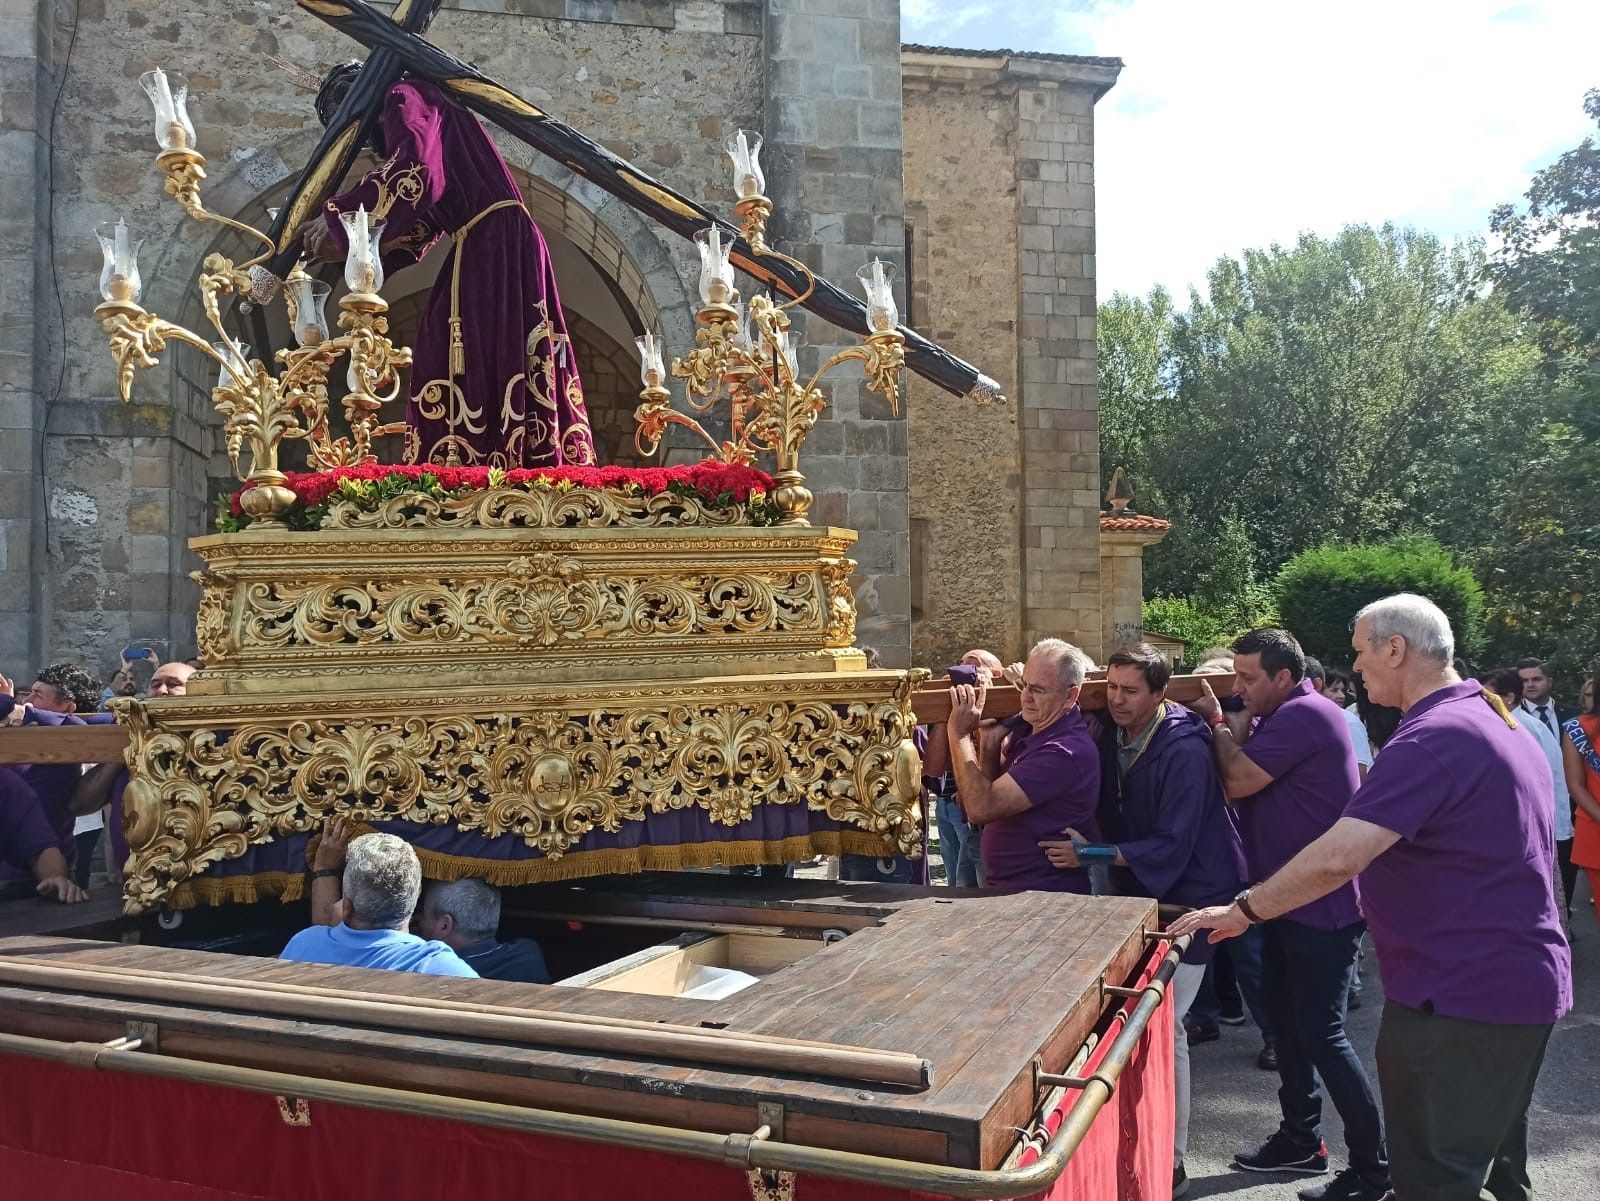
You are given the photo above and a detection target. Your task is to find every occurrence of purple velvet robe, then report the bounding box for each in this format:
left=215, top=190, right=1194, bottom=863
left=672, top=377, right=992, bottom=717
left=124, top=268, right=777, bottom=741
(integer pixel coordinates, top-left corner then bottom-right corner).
left=324, top=80, right=596, bottom=468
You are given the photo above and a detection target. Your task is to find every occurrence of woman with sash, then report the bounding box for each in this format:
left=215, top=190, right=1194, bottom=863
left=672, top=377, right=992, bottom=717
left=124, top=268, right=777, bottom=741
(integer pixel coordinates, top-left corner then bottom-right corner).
left=1561, top=664, right=1600, bottom=932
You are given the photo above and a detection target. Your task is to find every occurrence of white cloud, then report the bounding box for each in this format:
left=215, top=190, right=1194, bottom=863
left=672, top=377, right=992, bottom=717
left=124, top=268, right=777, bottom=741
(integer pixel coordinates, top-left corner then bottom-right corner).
left=903, top=0, right=1600, bottom=300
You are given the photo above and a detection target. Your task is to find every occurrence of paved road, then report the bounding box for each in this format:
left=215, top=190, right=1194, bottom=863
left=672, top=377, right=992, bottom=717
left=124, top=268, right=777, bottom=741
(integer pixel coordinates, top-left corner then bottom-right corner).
left=1180, top=888, right=1600, bottom=1200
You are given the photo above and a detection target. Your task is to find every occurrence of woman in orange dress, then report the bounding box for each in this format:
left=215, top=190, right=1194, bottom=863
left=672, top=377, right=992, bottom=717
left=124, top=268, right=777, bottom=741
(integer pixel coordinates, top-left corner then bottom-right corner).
left=1561, top=663, right=1600, bottom=930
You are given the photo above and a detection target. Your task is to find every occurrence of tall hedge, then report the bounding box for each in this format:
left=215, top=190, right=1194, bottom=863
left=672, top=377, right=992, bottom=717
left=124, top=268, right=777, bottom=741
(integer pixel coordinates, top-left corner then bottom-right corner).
left=1274, top=537, right=1485, bottom=665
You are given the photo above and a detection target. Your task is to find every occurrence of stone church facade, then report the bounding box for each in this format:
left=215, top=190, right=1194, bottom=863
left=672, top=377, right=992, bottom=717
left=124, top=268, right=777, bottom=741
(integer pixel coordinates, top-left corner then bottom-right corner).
left=2, top=0, right=1151, bottom=681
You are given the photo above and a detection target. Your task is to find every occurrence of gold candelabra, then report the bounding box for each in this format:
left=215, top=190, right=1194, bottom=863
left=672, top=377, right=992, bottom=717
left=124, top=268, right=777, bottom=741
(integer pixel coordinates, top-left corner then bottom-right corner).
left=92, top=68, right=412, bottom=527
left=632, top=130, right=906, bottom=527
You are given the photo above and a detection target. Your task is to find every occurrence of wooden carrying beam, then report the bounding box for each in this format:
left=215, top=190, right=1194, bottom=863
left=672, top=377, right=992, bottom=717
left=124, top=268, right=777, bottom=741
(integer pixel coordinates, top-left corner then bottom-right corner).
left=910, top=673, right=1236, bottom=724
left=0, top=723, right=127, bottom=766
left=0, top=675, right=1235, bottom=764
left=0, top=956, right=932, bottom=1089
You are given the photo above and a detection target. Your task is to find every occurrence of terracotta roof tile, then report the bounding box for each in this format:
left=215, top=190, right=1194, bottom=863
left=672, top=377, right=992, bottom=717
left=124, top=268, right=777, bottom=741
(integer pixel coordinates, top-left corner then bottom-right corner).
left=1099, top=513, right=1173, bottom=532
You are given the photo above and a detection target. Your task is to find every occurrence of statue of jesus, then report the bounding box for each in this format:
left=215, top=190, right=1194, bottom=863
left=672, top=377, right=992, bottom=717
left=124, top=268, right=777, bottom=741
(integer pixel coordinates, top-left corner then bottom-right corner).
left=303, top=63, right=596, bottom=469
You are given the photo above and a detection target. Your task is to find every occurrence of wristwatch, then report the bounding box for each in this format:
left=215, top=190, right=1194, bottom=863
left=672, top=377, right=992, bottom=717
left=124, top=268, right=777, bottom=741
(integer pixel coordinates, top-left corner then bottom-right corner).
left=1234, top=887, right=1264, bottom=924
left=311, top=867, right=343, bottom=880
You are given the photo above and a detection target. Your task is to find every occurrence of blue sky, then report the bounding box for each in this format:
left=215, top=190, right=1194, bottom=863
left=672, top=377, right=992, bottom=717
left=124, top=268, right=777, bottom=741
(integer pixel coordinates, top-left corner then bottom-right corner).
left=901, top=0, right=1600, bottom=301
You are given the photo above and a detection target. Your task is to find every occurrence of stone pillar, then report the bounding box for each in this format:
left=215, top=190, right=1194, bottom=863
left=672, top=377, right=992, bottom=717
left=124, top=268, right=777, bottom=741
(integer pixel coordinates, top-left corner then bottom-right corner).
left=764, top=0, right=910, bottom=665
left=0, top=0, right=63, bottom=668
left=1098, top=514, right=1170, bottom=656
left=1013, top=63, right=1118, bottom=660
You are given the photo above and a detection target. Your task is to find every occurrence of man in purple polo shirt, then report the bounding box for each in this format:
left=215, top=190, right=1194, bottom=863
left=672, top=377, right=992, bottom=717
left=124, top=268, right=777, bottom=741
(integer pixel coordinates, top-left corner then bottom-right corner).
left=1174, top=594, right=1572, bottom=1201
left=0, top=766, right=87, bottom=902
left=1189, top=627, right=1387, bottom=1201
left=946, top=638, right=1099, bottom=892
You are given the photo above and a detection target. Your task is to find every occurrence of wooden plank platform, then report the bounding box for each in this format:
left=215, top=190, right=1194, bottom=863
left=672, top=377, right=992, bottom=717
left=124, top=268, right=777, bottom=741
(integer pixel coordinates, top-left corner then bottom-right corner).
left=0, top=880, right=1157, bottom=1169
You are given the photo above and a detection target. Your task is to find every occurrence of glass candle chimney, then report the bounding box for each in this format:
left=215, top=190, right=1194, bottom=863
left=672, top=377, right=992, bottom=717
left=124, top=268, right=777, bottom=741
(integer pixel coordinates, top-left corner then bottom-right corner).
left=286, top=274, right=332, bottom=347
left=726, top=130, right=765, bottom=201
left=213, top=342, right=251, bottom=393
left=635, top=332, right=666, bottom=389
left=340, top=206, right=385, bottom=295
left=95, top=220, right=143, bottom=303
left=139, top=68, right=196, bottom=152
left=694, top=225, right=736, bottom=307
left=856, top=258, right=899, bottom=334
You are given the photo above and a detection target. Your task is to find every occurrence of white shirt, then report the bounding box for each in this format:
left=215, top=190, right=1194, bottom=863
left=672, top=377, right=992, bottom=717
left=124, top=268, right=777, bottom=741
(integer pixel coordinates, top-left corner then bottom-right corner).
left=1343, top=704, right=1374, bottom=769
left=1518, top=701, right=1573, bottom=841
left=1523, top=699, right=1561, bottom=739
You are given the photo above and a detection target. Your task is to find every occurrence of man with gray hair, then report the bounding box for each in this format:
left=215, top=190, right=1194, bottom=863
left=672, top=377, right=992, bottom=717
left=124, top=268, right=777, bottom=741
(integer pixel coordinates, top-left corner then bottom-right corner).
left=281, top=830, right=477, bottom=977
left=416, top=878, right=551, bottom=983
left=947, top=638, right=1101, bottom=891
left=1174, top=593, right=1571, bottom=1201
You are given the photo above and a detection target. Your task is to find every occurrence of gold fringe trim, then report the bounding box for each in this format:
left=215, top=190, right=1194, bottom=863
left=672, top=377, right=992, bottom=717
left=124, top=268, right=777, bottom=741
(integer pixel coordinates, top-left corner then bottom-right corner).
left=163, top=830, right=904, bottom=910
left=168, top=870, right=307, bottom=910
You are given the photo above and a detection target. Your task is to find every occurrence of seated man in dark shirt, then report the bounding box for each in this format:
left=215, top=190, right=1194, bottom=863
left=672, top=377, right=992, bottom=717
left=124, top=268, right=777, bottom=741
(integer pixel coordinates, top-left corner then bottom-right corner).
left=415, top=878, right=551, bottom=984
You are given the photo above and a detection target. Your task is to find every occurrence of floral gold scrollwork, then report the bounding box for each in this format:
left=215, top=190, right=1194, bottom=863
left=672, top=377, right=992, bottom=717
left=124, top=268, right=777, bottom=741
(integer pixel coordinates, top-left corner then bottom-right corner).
left=217, top=567, right=827, bottom=657
left=117, top=683, right=922, bottom=914
left=323, top=485, right=750, bottom=531
left=821, top=558, right=858, bottom=649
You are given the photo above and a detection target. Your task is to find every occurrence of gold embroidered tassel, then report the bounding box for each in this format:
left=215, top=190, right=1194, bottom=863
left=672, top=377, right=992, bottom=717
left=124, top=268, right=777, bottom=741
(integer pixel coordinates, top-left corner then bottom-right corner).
left=449, top=317, right=466, bottom=377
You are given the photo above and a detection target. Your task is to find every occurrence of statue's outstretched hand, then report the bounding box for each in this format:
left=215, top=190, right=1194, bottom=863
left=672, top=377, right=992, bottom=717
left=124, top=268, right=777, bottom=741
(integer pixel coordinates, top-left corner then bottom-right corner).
left=301, top=221, right=339, bottom=264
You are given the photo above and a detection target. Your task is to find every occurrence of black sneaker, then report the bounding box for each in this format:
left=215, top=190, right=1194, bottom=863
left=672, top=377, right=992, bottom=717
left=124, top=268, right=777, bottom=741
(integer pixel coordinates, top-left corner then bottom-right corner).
left=1186, top=1021, right=1220, bottom=1046
left=1297, top=1167, right=1390, bottom=1201
left=1257, top=1040, right=1279, bottom=1071
left=1234, top=1132, right=1329, bottom=1175
left=1172, top=1161, right=1190, bottom=1198
left=1219, top=1007, right=1248, bottom=1026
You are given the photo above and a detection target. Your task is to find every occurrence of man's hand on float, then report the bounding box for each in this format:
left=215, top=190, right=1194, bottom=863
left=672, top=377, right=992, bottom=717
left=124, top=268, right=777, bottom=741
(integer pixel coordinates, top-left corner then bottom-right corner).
left=313, top=815, right=355, bottom=872
left=36, top=875, right=89, bottom=904
left=1, top=674, right=24, bottom=726
left=948, top=674, right=988, bottom=740
left=1188, top=678, right=1222, bottom=722
left=1168, top=903, right=1249, bottom=944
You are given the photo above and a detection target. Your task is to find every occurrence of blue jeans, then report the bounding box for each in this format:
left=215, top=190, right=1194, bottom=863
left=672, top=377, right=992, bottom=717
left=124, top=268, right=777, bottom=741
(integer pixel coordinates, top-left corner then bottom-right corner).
left=1189, top=924, right=1272, bottom=1039
left=1262, top=917, right=1387, bottom=1184
left=935, top=794, right=981, bottom=887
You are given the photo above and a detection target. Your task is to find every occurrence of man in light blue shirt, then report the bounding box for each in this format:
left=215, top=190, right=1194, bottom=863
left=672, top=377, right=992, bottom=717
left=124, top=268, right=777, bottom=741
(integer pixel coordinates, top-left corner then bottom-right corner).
left=281, top=831, right=477, bottom=977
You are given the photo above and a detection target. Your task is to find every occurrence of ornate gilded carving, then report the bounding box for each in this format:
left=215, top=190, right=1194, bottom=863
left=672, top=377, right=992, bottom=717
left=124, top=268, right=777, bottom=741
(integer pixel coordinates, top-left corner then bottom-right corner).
left=822, top=558, right=858, bottom=649
left=212, top=564, right=825, bottom=655
left=116, top=677, right=922, bottom=913
left=322, top=485, right=752, bottom=530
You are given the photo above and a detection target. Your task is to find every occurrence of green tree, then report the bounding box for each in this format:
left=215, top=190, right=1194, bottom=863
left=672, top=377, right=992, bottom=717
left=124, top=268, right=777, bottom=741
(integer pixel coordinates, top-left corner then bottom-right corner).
left=1274, top=538, right=1485, bottom=666
left=1098, top=224, right=1554, bottom=641
left=1482, top=88, right=1600, bottom=684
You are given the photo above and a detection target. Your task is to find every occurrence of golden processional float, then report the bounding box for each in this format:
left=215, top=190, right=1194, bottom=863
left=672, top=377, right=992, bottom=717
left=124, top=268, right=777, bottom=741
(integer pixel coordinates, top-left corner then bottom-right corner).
left=0, top=7, right=1188, bottom=1201
left=86, top=78, right=939, bottom=912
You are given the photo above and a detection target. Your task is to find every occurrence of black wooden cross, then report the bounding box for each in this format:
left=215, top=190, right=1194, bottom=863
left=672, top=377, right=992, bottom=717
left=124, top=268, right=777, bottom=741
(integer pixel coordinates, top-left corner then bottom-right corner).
left=277, top=0, right=1001, bottom=403
left=261, top=0, right=444, bottom=279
